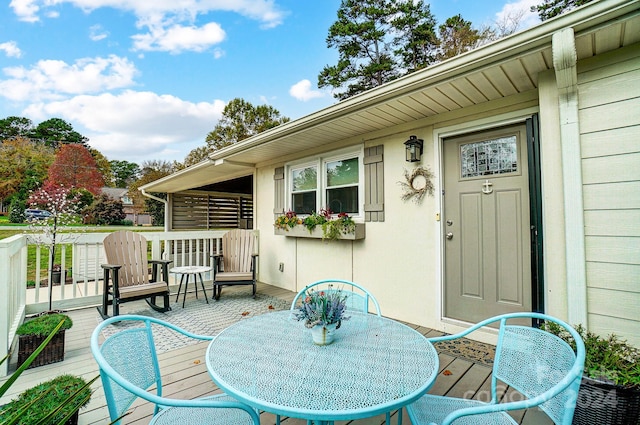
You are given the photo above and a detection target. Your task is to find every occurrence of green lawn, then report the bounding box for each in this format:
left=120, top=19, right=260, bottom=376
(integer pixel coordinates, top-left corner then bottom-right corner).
left=0, top=225, right=157, bottom=283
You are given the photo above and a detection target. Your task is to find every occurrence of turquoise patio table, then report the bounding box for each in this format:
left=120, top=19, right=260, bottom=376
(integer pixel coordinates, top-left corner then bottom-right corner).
left=206, top=310, right=439, bottom=423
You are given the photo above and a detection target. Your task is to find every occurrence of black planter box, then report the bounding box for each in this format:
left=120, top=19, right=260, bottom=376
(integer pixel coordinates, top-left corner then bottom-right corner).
left=17, top=330, right=66, bottom=369
left=573, top=376, right=640, bottom=425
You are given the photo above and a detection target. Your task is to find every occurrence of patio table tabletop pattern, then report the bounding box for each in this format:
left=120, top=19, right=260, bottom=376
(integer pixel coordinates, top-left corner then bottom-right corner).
left=206, top=310, right=439, bottom=422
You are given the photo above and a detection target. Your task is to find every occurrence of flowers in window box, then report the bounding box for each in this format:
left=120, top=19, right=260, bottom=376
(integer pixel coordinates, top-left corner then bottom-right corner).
left=274, top=208, right=356, bottom=240
left=274, top=210, right=302, bottom=230
left=293, top=288, right=349, bottom=328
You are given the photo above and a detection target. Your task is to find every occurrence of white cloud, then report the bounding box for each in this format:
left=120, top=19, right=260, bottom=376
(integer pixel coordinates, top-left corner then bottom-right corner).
left=289, top=79, right=325, bottom=102
left=23, top=91, right=226, bottom=162
left=89, top=24, right=109, bottom=41
left=0, top=55, right=137, bottom=101
left=212, top=47, right=225, bottom=59
left=132, top=22, right=226, bottom=53
left=0, top=41, right=22, bottom=58
left=496, top=0, right=541, bottom=32
left=9, top=0, right=286, bottom=33
left=9, top=0, right=40, bottom=22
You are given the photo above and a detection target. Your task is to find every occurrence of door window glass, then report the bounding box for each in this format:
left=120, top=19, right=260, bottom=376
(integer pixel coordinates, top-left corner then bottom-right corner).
left=460, top=136, right=517, bottom=178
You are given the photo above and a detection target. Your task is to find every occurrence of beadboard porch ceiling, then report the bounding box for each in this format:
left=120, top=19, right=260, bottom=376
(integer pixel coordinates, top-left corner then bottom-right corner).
left=142, top=0, right=640, bottom=194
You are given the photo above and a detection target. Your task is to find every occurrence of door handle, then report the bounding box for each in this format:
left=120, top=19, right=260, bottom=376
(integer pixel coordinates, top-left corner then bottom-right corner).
left=446, top=232, right=453, bottom=240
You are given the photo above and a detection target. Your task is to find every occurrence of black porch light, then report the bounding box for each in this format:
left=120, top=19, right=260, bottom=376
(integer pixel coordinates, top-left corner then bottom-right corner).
left=404, top=135, right=423, bottom=162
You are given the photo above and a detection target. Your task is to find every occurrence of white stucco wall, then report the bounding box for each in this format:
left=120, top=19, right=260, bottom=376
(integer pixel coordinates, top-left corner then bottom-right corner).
left=255, top=92, right=544, bottom=335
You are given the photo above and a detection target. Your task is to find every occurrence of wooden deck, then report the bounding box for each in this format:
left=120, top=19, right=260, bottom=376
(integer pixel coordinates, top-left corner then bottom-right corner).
left=1, top=283, right=552, bottom=424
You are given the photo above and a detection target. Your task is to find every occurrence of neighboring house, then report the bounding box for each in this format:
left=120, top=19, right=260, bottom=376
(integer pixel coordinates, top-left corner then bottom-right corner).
left=141, top=0, right=640, bottom=346
left=100, top=187, right=152, bottom=226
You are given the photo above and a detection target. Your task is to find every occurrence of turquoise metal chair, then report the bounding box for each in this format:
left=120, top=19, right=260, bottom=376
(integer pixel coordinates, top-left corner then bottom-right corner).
left=91, top=315, right=260, bottom=425
left=290, top=278, right=382, bottom=316
left=407, top=312, right=586, bottom=425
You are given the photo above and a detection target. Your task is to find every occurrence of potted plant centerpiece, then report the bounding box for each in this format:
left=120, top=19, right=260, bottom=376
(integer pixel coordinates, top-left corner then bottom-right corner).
left=543, top=322, right=640, bottom=424
left=293, top=288, right=349, bottom=345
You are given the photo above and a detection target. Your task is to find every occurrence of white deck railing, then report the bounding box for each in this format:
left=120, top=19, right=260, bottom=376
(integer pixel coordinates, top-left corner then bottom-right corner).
left=0, top=229, right=259, bottom=376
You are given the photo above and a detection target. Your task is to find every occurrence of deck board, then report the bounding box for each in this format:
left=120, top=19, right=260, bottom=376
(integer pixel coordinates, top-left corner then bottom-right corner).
left=1, top=283, right=553, bottom=424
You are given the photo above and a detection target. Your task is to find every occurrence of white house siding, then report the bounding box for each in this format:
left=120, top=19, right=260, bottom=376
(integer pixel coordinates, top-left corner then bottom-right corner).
left=578, top=43, right=640, bottom=347
left=256, top=91, right=540, bottom=332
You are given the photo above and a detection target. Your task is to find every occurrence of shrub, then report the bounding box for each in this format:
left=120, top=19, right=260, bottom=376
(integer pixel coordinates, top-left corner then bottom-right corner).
left=544, top=322, right=640, bottom=388
left=8, top=198, right=26, bottom=223
left=87, top=193, right=126, bottom=225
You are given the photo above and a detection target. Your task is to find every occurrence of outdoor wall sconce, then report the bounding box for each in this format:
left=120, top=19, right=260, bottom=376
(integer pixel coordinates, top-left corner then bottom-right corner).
left=404, top=135, right=423, bottom=162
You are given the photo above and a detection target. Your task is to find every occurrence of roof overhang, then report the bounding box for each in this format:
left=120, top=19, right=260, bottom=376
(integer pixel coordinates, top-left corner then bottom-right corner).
left=142, top=0, right=640, bottom=194
left=142, top=158, right=255, bottom=193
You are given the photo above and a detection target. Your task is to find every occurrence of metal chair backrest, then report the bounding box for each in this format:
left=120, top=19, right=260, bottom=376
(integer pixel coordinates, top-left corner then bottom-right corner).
left=290, top=279, right=382, bottom=316
left=429, top=312, right=585, bottom=425
left=103, top=231, right=150, bottom=287
left=494, top=316, right=583, bottom=424
left=221, top=229, right=255, bottom=273
left=91, top=315, right=213, bottom=423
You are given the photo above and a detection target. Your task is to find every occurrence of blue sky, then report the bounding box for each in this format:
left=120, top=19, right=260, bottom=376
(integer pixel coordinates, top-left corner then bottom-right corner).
left=0, top=0, right=540, bottom=164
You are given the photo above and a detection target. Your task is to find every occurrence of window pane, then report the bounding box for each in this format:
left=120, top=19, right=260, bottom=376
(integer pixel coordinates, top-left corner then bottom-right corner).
left=460, top=136, right=517, bottom=178
left=326, top=158, right=358, bottom=187
left=292, top=192, right=316, bottom=214
left=292, top=167, right=317, bottom=191
left=327, top=187, right=358, bottom=214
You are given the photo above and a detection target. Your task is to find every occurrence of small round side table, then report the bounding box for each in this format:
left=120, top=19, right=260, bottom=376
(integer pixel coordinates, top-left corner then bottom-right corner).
left=170, top=266, right=211, bottom=308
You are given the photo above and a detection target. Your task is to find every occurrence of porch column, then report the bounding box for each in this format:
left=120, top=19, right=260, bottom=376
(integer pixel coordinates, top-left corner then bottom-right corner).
left=552, top=28, right=588, bottom=326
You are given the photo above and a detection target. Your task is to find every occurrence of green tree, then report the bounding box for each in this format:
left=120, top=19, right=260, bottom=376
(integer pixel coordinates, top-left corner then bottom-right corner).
left=205, top=98, right=289, bottom=152
left=89, top=148, right=113, bottom=187
left=8, top=197, right=26, bottom=223
left=31, top=118, right=88, bottom=149
left=318, top=0, right=399, bottom=100
left=128, top=160, right=174, bottom=225
left=0, top=137, right=54, bottom=203
left=71, top=188, right=95, bottom=214
left=437, top=14, right=483, bottom=61
left=109, top=160, right=141, bottom=188
left=0, top=116, right=33, bottom=139
left=391, top=0, right=438, bottom=73
left=178, top=146, right=210, bottom=170
left=146, top=194, right=166, bottom=226
left=531, top=0, right=595, bottom=20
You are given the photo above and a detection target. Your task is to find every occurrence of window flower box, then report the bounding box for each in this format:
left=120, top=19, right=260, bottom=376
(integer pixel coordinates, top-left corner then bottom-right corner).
left=274, top=209, right=365, bottom=240
left=274, top=222, right=365, bottom=240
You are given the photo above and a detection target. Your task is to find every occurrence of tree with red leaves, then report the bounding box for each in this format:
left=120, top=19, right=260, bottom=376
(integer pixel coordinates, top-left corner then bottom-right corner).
left=47, top=144, right=104, bottom=195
